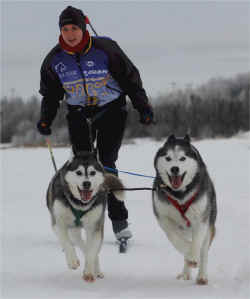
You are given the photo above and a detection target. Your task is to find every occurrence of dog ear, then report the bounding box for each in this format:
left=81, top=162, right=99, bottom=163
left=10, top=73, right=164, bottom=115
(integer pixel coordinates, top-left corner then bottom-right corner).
left=167, top=134, right=176, bottom=144
left=162, top=134, right=175, bottom=148
left=93, top=148, right=98, bottom=159
left=184, top=134, right=191, bottom=143
left=72, top=146, right=79, bottom=157
left=73, top=150, right=96, bottom=161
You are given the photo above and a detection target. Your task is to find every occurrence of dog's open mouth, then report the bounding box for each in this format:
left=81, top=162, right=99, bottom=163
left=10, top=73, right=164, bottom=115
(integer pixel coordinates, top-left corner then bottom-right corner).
left=168, top=172, right=186, bottom=189
left=77, top=187, right=93, bottom=202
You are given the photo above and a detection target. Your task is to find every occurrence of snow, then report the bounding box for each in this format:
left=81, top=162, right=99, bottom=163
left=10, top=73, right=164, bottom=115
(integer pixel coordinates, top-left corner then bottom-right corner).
left=1, top=135, right=250, bottom=299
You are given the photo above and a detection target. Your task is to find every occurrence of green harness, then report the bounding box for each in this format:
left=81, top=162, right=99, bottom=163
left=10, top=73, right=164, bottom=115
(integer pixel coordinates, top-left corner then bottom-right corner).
left=69, top=205, right=86, bottom=227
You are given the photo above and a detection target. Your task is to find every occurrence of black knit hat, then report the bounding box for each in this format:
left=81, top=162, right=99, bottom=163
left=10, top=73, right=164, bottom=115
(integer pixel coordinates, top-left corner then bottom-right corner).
left=59, top=6, right=86, bottom=32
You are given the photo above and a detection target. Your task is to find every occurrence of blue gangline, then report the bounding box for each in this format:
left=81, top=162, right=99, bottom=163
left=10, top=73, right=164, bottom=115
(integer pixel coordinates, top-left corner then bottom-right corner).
left=104, top=166, right=155, bottom=179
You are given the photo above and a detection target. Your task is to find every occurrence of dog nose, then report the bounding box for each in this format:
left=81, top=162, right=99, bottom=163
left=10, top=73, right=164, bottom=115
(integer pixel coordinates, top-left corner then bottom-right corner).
left=171, top=167, right=179, bottom=175
left=83, top=181, right=91, bottom=189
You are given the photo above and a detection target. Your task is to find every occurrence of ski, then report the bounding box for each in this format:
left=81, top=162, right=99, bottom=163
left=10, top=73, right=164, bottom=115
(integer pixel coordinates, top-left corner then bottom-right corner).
left=118, top=237, right=129, bottom=253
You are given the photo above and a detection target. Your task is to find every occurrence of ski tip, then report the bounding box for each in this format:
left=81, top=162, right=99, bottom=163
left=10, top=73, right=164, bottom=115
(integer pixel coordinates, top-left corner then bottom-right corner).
left=119, top=244, right=127, bottom=253
left=118, top=238, right=129, bottom=253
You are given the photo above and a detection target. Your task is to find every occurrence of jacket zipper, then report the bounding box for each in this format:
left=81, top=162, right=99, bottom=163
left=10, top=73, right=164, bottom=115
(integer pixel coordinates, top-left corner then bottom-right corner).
left=75, top=53, right=88, bottom=96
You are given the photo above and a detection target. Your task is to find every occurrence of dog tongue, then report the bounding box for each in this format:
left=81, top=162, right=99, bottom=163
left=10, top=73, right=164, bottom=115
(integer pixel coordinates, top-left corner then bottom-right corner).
left=80, top=190, right=92, bottom=202
left=171, top=176, right=182, bottom=189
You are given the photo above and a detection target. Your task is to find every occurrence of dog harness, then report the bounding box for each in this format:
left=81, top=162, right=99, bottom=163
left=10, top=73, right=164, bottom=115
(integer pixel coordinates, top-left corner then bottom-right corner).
left=161, top=189, right=198, bottom=227
left=69, top=206, right=86, bottom=227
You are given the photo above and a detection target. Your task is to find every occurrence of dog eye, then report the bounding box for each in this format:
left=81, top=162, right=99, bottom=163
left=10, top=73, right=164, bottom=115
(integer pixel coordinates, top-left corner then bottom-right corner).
left=180, top=157, right=186, bottom=161
left=166, top=156, right=172, bottom=162
left=89, top=171, right=96, bottom=176
left=76, top=170, right=83, bottom=176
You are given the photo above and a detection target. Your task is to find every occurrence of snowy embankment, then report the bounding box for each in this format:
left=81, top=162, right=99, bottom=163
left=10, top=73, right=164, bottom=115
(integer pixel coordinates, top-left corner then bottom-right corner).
left=1, top=134, right=250, bottom=299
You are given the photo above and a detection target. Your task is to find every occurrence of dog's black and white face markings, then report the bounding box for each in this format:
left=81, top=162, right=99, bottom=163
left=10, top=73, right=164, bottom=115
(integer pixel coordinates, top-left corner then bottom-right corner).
left=64, top=152, right=105, bottom=204
left=155, top=135, right=199, bottom=191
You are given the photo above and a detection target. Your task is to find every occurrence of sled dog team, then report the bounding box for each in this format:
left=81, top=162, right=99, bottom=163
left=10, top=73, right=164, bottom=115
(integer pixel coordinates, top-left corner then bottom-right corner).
left=47, top=134, right=217, bottom=285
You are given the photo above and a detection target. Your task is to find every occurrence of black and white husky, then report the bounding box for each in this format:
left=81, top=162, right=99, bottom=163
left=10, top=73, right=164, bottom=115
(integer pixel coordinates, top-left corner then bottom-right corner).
left=152, top=135, right=217, bottom=285
left=46, top=151, right=124, bottom=282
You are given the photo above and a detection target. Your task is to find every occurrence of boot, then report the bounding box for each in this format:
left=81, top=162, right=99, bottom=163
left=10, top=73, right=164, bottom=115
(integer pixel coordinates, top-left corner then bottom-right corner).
left=112, top=220, right=132, bottom=241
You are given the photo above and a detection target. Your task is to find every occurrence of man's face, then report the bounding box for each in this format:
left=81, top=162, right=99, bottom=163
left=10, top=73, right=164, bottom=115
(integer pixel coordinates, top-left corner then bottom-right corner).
left=61, top=24, right=83, bottom=47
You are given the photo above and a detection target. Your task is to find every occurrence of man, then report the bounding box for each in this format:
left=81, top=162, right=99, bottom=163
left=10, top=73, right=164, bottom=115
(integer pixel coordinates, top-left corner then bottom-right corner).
left=37, top=6, right=154, bottom=242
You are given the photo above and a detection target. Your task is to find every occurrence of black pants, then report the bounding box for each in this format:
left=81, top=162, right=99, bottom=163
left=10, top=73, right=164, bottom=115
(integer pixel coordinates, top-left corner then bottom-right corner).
left=66, top=101, right=128, bottom=222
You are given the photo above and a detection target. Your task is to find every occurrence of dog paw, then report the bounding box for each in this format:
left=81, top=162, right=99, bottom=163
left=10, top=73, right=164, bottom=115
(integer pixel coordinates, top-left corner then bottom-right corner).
left=97, top=272, right=104, bottom=279
left=177, top=273, right=192, bottom=280
left=67, top=258, right=80, bottom=270
left=196, top=277, right=208, bottom=285
left=83, top=273, right=95, bottom=282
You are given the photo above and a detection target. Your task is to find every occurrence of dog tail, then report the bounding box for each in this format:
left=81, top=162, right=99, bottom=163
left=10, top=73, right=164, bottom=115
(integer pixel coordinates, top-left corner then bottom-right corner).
left=104, top=174, right=125, bottom=201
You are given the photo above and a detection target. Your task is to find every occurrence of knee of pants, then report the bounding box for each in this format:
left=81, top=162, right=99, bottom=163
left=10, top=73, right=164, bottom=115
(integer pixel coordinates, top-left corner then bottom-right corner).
left=98, top=146, right=120, bottom=168
left=99, top=156, right=117, bottom=170
left=66, top=111, right=92, bottom=151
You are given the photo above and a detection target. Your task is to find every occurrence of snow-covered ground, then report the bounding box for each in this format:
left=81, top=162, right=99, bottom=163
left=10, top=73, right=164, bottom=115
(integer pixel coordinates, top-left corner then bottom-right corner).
left=1, top=135, right=250, bottom=299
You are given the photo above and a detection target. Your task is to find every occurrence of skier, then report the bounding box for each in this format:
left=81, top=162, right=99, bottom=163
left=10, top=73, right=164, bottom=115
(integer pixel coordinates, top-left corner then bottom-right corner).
left=37, top=6, right=154, bottom=251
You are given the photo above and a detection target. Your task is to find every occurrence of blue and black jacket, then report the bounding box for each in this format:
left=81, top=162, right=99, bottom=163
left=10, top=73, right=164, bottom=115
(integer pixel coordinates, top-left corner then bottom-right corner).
left=39, top=36, right=150, bottom=125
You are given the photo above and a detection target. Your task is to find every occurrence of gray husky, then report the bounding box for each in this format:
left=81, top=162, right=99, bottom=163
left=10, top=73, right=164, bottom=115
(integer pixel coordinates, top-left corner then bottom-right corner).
left=152, top=135, right=217, bottom=285
left=47, top=151, right=124, bottom=282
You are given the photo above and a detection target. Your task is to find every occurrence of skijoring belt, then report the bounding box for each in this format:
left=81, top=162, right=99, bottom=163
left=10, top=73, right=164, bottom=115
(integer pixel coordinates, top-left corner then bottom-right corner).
left=67, top=94, right=126, bottom=118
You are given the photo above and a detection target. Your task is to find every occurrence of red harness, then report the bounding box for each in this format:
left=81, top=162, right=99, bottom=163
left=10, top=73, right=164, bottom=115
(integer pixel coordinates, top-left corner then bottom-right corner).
left=164, top=191, right=198, bottom=227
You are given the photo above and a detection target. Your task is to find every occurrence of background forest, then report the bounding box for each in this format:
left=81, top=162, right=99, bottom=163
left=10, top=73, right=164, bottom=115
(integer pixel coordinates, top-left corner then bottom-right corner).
left=1, top=72, right=249, bottom=146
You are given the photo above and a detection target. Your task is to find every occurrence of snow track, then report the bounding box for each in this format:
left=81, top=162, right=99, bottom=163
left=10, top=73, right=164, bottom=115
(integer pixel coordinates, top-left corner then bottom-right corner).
left=1, top=136, right=250, bottom=298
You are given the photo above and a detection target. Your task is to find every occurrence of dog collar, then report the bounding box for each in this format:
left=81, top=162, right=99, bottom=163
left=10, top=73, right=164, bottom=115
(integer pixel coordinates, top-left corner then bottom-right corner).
left=161, top=188, right=198, bottom=227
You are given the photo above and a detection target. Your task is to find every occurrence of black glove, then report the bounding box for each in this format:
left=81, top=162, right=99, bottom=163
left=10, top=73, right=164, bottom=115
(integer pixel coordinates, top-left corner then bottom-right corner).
left=37, top=120, right=51, bottom=135
left=139, top=105, right=154, bottom=125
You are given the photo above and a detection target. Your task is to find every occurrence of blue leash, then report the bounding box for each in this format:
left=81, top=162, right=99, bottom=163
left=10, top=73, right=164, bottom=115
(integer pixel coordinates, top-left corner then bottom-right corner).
left=104, top=166, right=155, bottom=179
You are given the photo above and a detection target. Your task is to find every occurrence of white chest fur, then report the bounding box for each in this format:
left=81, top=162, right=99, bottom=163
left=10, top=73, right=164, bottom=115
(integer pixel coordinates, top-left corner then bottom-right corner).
left=53, top=199, right=103, bottom=228
left=154, top=192, right=208, bottom=227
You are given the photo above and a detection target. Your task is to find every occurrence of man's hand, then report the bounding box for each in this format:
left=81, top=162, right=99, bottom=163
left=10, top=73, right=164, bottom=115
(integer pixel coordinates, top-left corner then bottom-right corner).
left=37, top=121, right=51, bottom=135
